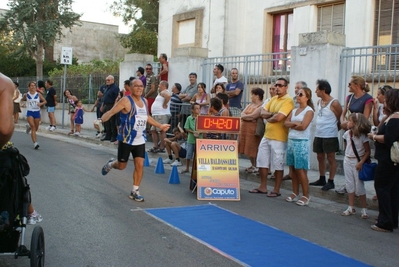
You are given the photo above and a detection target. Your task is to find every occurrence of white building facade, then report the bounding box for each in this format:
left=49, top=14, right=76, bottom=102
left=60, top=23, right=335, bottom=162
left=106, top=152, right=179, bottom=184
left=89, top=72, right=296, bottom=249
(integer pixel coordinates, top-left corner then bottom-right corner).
left=158, top=0, right=396, bottom=58
left=156, top=0, right=398, bottom=104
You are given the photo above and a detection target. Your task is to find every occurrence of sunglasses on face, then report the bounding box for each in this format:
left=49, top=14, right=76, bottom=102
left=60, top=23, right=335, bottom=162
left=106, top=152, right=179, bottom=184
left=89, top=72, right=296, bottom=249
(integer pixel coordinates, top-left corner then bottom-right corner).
left=296, top=93, right=304, bottom=97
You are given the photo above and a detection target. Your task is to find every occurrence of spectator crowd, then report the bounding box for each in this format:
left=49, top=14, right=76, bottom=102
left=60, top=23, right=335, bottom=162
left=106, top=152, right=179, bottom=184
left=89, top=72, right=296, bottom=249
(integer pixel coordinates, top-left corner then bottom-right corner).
left=13, top=54, right=399, bottom=234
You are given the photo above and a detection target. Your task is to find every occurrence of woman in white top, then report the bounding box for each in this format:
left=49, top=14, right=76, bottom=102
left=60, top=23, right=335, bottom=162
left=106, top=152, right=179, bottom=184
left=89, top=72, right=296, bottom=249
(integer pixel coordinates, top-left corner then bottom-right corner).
left=21, top=81, right=46, bottom=149
left=12, top=81, right=22, bottom=123
left=284, top=87, right=315, bottom=206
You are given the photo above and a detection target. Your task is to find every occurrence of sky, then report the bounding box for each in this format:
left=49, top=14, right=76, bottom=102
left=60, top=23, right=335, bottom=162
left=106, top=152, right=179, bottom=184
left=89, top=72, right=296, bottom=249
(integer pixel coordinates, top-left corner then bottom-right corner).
left=0, top=0, right=131, bottom=34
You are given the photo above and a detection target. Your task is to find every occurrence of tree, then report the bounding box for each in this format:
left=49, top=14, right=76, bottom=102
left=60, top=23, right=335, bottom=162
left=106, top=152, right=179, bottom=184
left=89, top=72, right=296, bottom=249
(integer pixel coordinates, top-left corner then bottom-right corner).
left=0, top=0, right=81, bottom=79
left=110, top=0, right=159, bottom=55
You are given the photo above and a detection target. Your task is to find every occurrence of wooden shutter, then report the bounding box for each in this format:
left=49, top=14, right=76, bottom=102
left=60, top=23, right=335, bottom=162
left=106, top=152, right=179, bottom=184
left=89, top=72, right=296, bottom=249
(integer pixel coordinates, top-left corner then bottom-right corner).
left=317, top=2, right=345, bottom=34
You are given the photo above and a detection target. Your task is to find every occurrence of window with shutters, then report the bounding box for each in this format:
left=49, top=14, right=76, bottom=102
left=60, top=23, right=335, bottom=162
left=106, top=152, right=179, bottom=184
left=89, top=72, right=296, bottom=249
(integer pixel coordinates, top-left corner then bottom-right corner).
left=374, top=0, right=399, bottom=46
left=374, top=0, right=399, bottom=70
left=317, top=2, right=345, bottom=34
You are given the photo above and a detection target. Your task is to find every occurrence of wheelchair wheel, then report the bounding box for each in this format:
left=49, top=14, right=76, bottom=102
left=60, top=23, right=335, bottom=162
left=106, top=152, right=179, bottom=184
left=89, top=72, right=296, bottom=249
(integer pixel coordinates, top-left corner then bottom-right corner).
left=30, top=226, right=45, bottom=267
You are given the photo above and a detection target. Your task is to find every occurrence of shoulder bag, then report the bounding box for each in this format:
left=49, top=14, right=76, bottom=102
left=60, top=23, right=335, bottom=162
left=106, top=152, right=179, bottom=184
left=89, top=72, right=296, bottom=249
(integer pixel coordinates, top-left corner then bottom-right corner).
left=390, top=141, right=399, bottom=165
left=350, top=132, right=376, bottom=181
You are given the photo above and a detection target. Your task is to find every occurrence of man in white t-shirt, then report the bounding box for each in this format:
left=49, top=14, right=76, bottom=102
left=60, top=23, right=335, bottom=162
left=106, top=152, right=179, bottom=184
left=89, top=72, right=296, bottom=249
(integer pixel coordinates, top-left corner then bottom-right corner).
left=212, top=64, right=227, bottom=90
left=310, top=79, right=342, bottom=191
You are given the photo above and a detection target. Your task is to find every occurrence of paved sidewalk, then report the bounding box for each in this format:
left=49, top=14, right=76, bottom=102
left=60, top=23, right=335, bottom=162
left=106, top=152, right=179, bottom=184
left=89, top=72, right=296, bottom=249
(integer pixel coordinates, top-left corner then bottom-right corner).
left=14, top=120, right=379, bottom=210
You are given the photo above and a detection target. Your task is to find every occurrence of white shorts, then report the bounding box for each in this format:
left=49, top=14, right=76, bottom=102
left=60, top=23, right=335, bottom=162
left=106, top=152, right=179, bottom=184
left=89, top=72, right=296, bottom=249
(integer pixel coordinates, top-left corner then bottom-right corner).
left=256, top=137, right=287, bottom=172
left=343, top=157, right=366, bottom=196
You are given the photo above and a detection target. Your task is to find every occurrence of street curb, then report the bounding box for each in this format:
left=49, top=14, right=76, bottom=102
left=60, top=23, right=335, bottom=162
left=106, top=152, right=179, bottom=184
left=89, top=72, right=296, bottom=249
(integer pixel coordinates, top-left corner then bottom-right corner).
left=15, top=122, right=379, bottom=211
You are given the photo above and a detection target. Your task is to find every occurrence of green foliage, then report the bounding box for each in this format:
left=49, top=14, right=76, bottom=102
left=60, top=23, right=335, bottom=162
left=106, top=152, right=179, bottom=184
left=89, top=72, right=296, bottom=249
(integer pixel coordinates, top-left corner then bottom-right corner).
left=48, top=59, right=121, bottom=76
left=0, top=48, right=36, bottom=77
left=0, top=0, right=81, bottom=78
left=120, top=26, right=158, bottom=55
left=110, top=0, right=159, bottom=55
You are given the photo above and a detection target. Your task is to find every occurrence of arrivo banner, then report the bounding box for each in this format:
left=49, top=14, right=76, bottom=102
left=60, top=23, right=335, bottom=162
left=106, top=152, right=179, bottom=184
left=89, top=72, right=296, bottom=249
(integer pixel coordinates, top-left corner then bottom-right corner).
left=196, top=139, right=240, bottom=201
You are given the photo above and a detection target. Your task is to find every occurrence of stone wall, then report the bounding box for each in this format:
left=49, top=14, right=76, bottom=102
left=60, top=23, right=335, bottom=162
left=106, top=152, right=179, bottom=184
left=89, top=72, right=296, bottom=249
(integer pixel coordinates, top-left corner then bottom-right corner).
left=54, top=21, right=130, bottom=64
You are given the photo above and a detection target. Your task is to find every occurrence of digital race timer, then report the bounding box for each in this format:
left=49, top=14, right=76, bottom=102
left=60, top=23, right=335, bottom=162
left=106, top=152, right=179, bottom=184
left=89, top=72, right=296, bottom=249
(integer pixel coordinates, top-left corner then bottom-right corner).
left=196, top=115, right=240, bottom=133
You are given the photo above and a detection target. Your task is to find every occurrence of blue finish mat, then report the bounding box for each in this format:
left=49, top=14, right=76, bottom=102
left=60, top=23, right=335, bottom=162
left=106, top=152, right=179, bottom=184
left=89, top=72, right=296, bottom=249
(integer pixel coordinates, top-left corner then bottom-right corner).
left=145, top=204, right=370, bottom=267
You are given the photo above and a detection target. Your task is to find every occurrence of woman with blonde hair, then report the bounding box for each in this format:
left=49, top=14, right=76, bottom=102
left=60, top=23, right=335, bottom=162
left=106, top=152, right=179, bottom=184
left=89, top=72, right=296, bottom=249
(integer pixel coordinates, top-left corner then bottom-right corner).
left=340, top=75, right=374, bottom=130
left=21, top=81, right=47, bottom=149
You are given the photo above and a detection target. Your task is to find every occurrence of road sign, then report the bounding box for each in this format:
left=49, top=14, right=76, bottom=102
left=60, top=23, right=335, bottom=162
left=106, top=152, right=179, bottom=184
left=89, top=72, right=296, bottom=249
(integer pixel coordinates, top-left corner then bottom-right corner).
left=61, top=47, right=73, bottom=65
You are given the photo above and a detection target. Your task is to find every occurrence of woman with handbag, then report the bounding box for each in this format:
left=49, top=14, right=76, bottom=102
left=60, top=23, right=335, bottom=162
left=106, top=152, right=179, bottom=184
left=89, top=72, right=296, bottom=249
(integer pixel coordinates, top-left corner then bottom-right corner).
left=367, top=89, right=399, bottom=232
left=238, top=88, right=264, bottom=174
left=341, top=113, right=371, bottom=219
left=284, top=87, right=314, bottom=205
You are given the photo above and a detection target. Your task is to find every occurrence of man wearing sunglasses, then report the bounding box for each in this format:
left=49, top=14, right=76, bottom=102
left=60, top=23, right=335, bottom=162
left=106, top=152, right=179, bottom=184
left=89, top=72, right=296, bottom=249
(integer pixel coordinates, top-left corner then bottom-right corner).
left=249, top=78, right=294, bottom=197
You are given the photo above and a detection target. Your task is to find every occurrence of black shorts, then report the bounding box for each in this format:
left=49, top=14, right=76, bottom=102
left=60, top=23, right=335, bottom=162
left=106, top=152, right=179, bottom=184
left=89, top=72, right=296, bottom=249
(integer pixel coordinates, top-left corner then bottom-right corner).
left=117, top=142, right=145, bottom=162
left=175, top=148, right=187, bottom=158
left=313, top=137, right=339, bottom=154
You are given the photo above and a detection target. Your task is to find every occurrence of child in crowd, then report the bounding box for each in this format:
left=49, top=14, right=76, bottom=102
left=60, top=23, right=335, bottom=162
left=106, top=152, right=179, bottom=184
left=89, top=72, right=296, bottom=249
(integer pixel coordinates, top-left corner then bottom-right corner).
left=206, top=98, right=226, bottom=140
left=182, top=103, right=202, bottom=174
left=73, top=100, right=91, bottom=136
left=341, top=113, right=371, bottom=219
left=163, top=123, right=187, bottom=166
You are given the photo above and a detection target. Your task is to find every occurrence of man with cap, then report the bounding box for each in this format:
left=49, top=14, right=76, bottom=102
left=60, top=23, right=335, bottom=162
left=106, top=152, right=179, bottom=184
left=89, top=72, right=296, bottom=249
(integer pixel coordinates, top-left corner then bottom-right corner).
left=136, top=67, right=146, bottom=88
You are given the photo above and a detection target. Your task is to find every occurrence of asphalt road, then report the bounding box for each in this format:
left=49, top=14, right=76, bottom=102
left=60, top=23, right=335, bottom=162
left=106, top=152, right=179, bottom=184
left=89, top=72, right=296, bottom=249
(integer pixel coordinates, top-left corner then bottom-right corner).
left=1, top=131, right=398, bottom=267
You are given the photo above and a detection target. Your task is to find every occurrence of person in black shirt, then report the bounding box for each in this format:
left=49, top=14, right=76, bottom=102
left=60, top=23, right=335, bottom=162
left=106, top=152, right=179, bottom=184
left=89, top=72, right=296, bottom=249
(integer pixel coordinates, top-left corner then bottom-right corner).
left=100, top=75, right=120, bottom=142
left=45, top=79, right=57, bottom=131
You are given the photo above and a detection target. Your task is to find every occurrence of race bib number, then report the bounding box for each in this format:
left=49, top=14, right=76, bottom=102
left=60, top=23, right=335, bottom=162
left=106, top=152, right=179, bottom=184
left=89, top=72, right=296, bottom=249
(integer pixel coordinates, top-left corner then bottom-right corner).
left=134, top=115, right=147, bottom=131
left=28, top=100, right=39, bottom=109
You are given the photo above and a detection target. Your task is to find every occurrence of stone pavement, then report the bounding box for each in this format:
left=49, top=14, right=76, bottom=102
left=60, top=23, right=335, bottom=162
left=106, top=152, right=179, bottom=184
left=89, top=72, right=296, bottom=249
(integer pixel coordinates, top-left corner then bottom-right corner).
left=14, top=120, right=378, bottom=210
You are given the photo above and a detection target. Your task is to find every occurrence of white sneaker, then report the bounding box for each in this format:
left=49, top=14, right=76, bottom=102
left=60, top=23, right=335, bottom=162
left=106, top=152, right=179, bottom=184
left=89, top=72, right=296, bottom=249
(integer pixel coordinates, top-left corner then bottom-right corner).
left=74, top=132, right=80, bottom=136
left=46, top=125, right=51, bottom=130
left=96, top=133, right=103, bottom=138
left=49, top=126, right=56, bottom=132
left=163, top=158, right=173, bottom=164
left=34, top=142, right=40, bottom=149
left=27, top=211, right=43, bottom=225
left=170, top=160, right=182, bottom=166
left=361, top=208, right=369, bottom=219
left=341, top=207, right=356, bottom=216
left=25, top=124, right=31, bottom=134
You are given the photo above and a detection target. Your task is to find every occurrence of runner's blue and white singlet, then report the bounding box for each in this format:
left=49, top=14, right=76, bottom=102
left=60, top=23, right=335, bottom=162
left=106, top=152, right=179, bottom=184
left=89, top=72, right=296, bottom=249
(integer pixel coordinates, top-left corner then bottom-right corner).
left=26, top=92, right=40, bottom=112
left=117, top=96, right=148, bottom=145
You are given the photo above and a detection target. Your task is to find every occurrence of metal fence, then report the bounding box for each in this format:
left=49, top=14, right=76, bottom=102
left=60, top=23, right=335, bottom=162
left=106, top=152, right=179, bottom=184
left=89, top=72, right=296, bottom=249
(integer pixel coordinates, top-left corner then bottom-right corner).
left=202, top=53, right=291, bottom=107
left=339, top=44, right=399, bottom=103
left=12, top=74, right=120, bottom=104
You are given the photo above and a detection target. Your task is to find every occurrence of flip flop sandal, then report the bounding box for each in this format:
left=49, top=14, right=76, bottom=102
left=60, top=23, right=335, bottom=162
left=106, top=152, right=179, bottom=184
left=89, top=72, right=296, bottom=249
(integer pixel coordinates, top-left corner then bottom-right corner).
left=267, top=191, right=281, bottom=197
left=249, top=189, right=267, bottom=194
